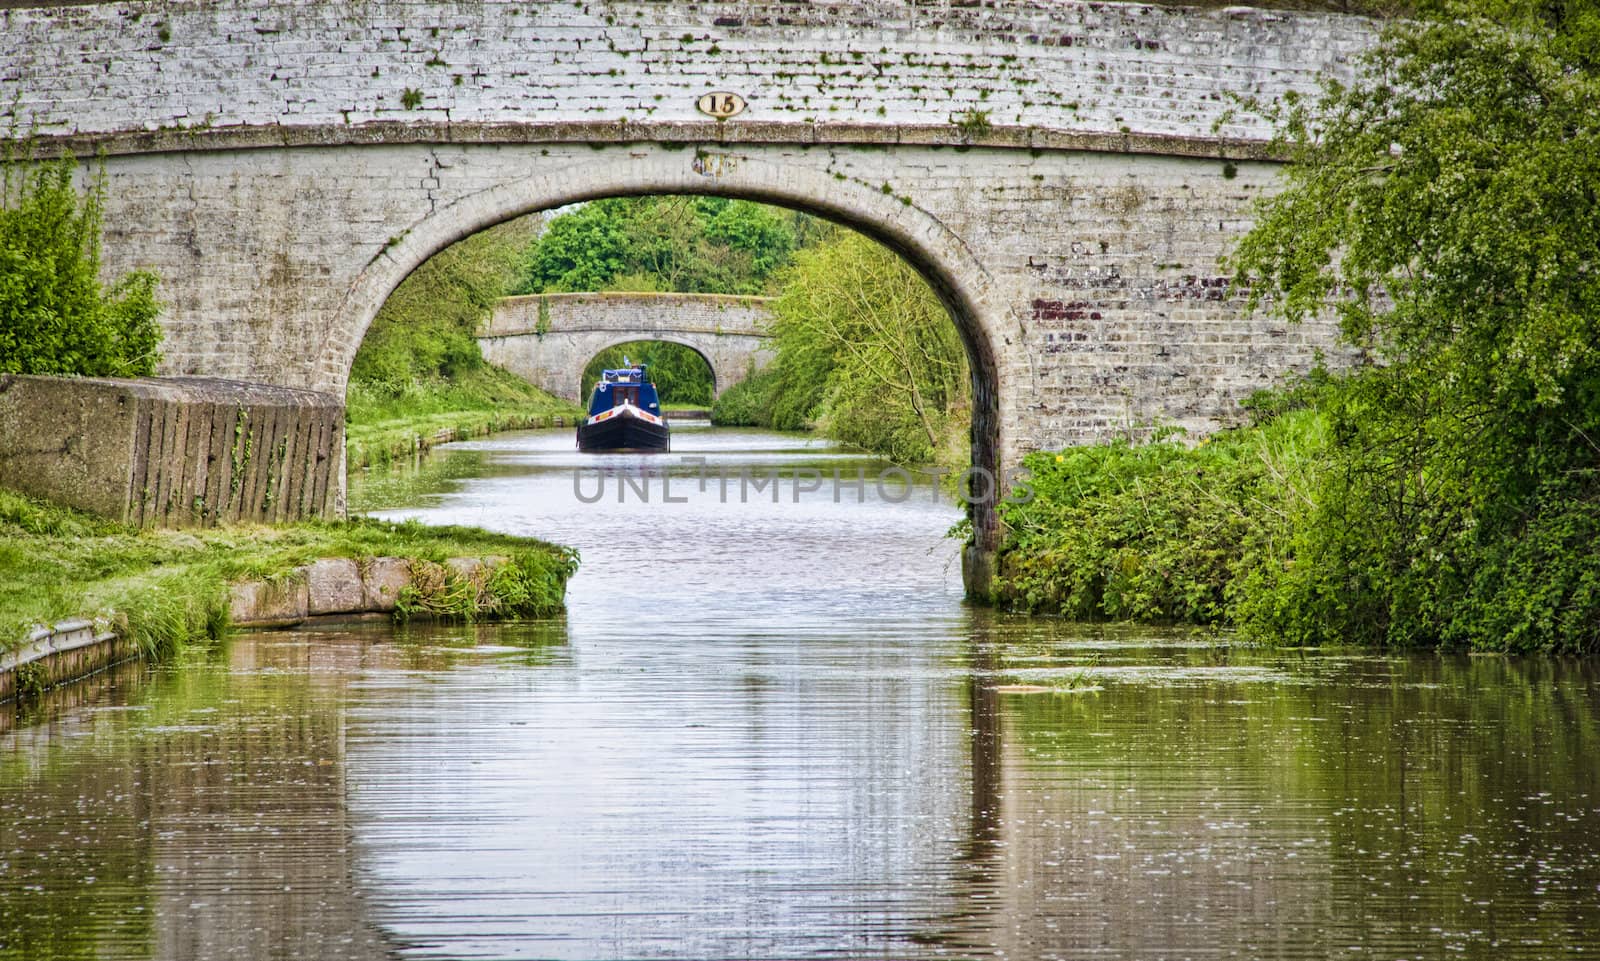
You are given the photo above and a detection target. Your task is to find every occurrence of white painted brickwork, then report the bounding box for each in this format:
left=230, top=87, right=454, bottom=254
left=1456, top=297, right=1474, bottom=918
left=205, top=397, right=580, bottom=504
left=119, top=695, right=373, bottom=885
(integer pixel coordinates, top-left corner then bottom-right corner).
left=1, top=0, right=1372, bottom=142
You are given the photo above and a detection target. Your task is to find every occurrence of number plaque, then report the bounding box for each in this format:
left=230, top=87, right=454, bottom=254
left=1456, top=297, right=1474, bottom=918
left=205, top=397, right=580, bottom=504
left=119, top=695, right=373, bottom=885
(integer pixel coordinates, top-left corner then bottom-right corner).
left=696, top=92, right=747, bottom=119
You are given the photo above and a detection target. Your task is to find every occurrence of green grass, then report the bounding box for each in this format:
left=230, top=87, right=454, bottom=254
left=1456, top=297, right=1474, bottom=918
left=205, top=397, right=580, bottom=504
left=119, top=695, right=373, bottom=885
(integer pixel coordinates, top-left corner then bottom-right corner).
left=0, top=486, right=578, bottom=657
left=345, top=365, right=582, bottom=468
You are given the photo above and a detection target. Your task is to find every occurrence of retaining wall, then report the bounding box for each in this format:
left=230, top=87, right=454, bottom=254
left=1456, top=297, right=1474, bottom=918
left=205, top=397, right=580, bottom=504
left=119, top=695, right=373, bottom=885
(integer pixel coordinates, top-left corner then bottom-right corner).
left=0, top=374, right=344, bottom=526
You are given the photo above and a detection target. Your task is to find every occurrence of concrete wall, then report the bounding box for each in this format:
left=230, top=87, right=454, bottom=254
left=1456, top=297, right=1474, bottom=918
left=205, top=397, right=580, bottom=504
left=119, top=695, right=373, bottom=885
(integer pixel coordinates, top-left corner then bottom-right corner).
left=480, top=292, right=774, bottom=401
left=0, top=619, right=137, bottom=705
left=0, top=375, right=344, bottom=526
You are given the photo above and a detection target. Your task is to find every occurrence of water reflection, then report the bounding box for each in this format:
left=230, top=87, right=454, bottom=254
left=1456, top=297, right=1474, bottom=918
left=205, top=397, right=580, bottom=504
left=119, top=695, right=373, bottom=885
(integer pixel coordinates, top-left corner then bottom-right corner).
left=2, top=426, right=1599, bottom=959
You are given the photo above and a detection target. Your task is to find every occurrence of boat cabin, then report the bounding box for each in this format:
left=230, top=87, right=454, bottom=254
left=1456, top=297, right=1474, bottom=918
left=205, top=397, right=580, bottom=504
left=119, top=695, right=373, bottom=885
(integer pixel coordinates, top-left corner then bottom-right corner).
left=588, top=366, right=663, bottom=418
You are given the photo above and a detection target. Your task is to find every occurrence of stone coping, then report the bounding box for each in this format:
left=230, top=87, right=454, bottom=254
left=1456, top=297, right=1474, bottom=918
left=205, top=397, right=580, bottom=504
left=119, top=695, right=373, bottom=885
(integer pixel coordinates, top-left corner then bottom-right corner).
left=0, top=619, right=116, bottom=674
left=0, top=373, right=342, bottom=409
left=9, top=119, right=1288, bottom=163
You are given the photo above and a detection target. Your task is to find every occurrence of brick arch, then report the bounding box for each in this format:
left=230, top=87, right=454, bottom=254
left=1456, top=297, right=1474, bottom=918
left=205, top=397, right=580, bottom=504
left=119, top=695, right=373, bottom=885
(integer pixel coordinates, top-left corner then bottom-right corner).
left=327, top=149, right=1010, bottom=584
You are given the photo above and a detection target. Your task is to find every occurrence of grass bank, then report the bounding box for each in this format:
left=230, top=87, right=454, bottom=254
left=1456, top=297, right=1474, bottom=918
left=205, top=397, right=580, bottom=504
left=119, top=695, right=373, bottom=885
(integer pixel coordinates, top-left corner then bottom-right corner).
left=345, top=365, right=582, bottom=469
left=0, top=487, right=578, bottom=658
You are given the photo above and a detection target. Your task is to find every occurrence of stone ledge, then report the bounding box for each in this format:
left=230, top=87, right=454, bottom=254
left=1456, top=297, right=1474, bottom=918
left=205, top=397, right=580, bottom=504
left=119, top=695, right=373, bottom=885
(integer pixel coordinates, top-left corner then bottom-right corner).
left=4, top=552, right=549, bottom=702
left=229, top=555, right=512, bottom=627
left=9, top=119, right=1289, bottom=163
left=0, top=618, right=135, bottom=704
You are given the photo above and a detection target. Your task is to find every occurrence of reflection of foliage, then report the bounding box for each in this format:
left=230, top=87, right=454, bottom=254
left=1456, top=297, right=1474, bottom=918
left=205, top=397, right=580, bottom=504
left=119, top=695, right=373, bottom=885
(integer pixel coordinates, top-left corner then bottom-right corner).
left=997, top=643, right=1600, bottom=952
left=346, top=449, right=490, bottom=513
left=714, top=232, right=968, bottom=467
left=513, top=196, right=803, bottom=296
left=581, top=340, right=713, bottom=405
left=0, top=151, right=161, bottom=377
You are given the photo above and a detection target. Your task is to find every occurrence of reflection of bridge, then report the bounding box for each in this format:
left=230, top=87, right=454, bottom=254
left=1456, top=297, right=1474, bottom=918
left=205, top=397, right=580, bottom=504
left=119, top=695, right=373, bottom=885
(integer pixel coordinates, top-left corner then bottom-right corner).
left=479, top=293, right=773, bottom=402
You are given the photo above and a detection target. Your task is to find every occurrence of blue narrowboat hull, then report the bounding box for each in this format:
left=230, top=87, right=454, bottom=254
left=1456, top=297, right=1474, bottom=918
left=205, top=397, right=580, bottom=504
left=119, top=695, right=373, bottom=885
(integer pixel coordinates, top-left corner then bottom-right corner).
left=576, top=411, right=670, bottom=452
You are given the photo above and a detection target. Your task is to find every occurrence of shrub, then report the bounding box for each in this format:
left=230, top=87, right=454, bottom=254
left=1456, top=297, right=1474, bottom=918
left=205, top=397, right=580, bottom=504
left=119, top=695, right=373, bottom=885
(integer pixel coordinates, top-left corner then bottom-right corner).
left=0, top=151, right=161, bottom=376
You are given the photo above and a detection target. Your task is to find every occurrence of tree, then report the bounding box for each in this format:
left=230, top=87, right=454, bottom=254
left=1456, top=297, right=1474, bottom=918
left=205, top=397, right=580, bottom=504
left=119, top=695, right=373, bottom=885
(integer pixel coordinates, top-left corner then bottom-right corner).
left=717, top=232, right=969, bottom=466
left=581, top=341, right=714, bottom=405
left=351, top=215, right=541, bottom=393
left=0, top=153, right=161, bottom=377
left=1229, top=0, right=1600, bottom=650
left=516, top=201, right=629, bottom=294
left=512, top=196, right=804, bottom=296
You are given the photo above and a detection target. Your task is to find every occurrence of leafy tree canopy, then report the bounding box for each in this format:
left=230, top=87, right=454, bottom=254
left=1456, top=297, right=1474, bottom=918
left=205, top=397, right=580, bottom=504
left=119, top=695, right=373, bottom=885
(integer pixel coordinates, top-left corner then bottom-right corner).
left=514, top=196, right=802, bottom=296
left=352, top=215, right=541, bottom=394
left=1228, top=0, right=1600, bottom=649
left=715, top=231, right=969, bottom=467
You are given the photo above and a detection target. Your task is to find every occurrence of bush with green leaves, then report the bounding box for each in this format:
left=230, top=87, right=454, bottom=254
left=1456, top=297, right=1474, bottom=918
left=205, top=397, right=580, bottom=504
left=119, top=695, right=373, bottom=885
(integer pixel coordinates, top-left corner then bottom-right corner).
left=1225, top=0, right=1600, bottom=652
left=1001, top=1, right=1600, bottom=653
left=998, top=399, right=1325, bottom=625
left=712, top=231, right=969, bottom=466
left=0, top=152, right=161, bottom=376
left=351, top=215, right=541, bottom=395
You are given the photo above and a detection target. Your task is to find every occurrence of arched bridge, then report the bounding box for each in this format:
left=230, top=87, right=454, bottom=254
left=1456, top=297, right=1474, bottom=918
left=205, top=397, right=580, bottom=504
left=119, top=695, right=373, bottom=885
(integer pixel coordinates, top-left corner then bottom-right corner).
left=479, top=293, right=773, bottom=402
left=0, top=0, right=1380, bottom=589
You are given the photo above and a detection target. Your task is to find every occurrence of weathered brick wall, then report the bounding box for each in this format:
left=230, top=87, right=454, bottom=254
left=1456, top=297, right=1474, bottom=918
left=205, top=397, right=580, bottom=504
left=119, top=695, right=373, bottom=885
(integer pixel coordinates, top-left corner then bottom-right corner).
left=1, top=0, right=1372, bottom=142
left=72, top=142, right=1349, bottom=461
left=480, top=292, right=773, bottom=401
left=0, top=375, right=344, bottom=526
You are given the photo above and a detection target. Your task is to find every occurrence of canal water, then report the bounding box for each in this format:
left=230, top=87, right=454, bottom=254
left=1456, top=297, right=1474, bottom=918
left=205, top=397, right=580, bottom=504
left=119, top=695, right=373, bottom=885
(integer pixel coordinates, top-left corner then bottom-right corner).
left=3, top=423, right=1600, bottom=960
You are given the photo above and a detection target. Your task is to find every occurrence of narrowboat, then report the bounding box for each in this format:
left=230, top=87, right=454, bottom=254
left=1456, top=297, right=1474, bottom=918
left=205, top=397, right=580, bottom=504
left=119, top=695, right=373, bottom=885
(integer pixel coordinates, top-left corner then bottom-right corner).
left=576, top=363, right=670, bottom=452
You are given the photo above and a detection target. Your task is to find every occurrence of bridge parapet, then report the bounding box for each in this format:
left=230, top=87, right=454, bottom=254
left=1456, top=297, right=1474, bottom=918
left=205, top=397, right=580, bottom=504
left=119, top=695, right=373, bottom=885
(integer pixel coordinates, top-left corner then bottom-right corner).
left=0, top=0, right=1372, bottom=153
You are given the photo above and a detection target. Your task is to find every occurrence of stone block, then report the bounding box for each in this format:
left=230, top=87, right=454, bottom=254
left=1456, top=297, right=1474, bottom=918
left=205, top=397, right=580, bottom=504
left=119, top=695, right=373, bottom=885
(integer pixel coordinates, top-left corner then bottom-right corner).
left=306, top=557, right=363, bottom=615
left=229, top=572, right=310, bottom=627
left=360, top=556, right=412, bottom=613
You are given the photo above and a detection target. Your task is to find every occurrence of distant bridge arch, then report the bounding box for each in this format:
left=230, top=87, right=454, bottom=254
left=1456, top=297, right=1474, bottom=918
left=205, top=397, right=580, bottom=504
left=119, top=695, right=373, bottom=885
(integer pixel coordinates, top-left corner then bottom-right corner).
left=480, top=292, right=774, bottom=402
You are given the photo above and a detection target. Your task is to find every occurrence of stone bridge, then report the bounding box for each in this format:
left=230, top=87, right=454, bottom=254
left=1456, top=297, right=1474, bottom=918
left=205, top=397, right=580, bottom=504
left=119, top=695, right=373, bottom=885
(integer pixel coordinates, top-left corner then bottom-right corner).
left=479, top=292, right=772, bottom=402
left=0, top=0, right=1379, bottom=590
